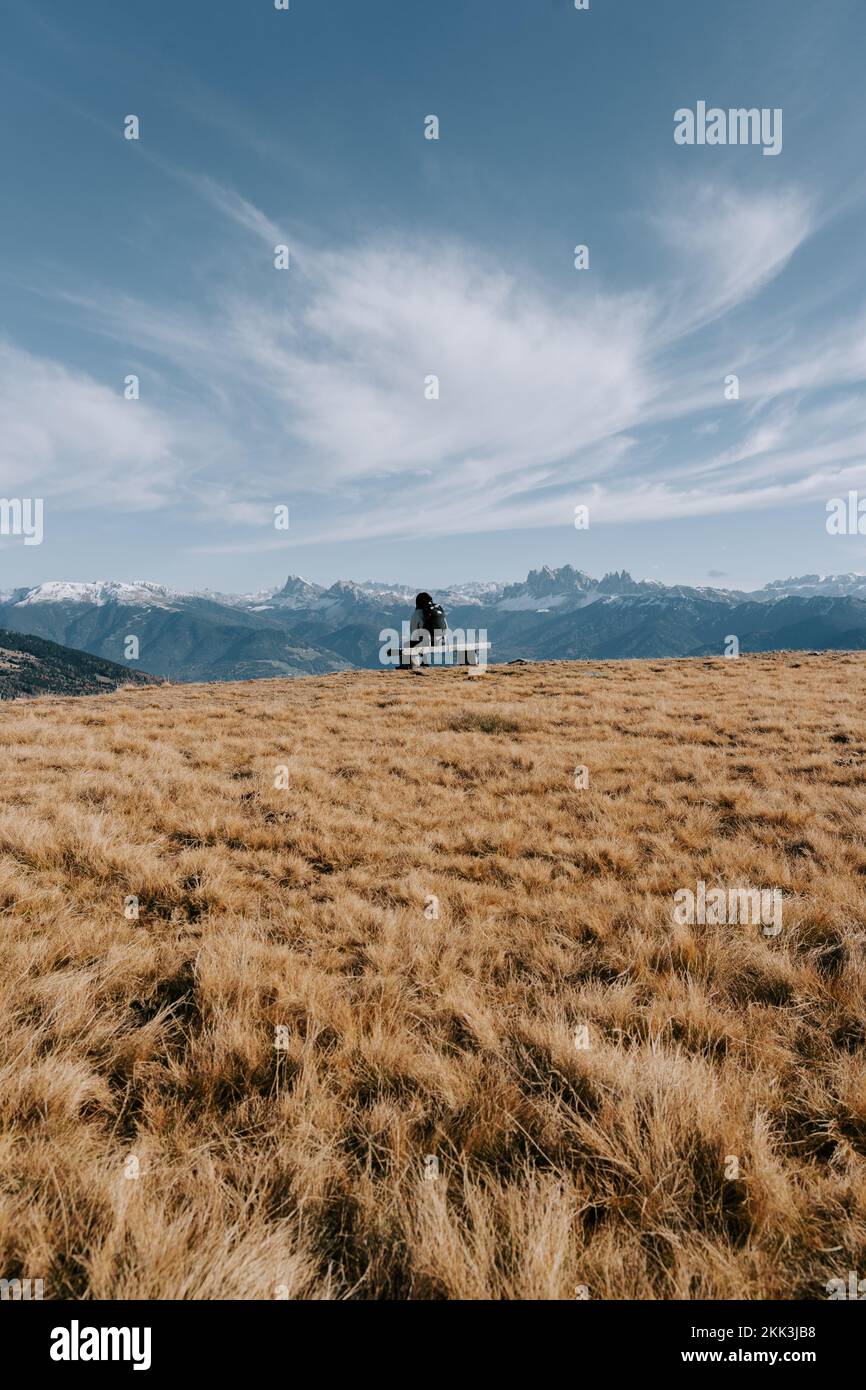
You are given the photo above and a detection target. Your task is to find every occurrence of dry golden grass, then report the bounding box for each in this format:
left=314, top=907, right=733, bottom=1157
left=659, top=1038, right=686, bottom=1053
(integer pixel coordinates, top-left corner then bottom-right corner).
left=2, top=652, right=865, bottom=1300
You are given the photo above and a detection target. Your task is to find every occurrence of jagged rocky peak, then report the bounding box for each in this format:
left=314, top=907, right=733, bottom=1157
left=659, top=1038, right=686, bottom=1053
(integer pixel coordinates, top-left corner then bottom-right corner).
left=503, top=565, right=595, bottom=599
left=596, top=570, right=648, bottom=594
left=276, top=575, right=324, bottom=600
left=326, top=579, right=364, bottom=599
left=758, top=573, right=866, bottom=599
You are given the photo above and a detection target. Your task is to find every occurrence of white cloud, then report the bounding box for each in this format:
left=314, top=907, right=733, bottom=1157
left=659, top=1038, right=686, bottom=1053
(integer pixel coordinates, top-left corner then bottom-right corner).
left=0, top=340, right=182, bottom=508
left=241, top=241, right=657, bottom=489
left=7, top=174, right=866, bottom=549
left=651, top=183, right=814, bottom=340
left=187, top=175, right=284, bottom=246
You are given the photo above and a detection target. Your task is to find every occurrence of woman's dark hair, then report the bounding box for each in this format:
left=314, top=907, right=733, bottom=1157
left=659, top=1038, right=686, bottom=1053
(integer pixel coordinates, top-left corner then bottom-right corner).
left=415, top=591, right=433, bottom=608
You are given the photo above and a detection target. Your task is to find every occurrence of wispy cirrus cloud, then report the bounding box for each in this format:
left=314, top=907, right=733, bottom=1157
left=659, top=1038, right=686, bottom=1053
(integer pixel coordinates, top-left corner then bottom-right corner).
left=4, top=171, right=866, bottom=552
left=650, top=182, right=814, bottom=340
left=186, top=175, right=285, bottom=246
left=0, top=340, right=182, bottom=509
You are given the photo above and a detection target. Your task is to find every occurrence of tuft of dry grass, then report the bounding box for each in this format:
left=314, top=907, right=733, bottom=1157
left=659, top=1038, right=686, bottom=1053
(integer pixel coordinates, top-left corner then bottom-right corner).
left=1, top=652, right=865, bottom=1300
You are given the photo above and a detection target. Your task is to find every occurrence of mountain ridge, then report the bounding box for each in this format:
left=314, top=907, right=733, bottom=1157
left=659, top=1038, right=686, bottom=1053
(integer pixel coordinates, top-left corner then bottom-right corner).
left=2, top=567, right=866, bottom=683
left=0, top=627, right=162, bottom=699
left=6, top=566, right=866, bottom=612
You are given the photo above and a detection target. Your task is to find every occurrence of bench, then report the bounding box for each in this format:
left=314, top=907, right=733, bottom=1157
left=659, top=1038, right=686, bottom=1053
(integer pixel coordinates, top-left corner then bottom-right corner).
left=398, top=640, right=491, bottom=669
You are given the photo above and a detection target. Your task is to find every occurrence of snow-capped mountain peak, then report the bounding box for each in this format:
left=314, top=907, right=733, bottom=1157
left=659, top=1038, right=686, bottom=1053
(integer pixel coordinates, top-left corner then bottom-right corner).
left=758, top=573, right=866, bottom=600
left=6, top=568, right=866, bottom=617
left=11, top=580, right=180, bottom=608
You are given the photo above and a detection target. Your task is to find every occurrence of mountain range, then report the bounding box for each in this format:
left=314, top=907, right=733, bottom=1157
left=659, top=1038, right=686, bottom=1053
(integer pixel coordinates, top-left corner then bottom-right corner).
left=1, top=568, right=866, bottom=683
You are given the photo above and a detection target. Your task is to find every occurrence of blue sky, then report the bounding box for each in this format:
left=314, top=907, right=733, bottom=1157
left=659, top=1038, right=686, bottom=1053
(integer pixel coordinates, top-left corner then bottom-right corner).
left=1, top=0, right=865, bottom=593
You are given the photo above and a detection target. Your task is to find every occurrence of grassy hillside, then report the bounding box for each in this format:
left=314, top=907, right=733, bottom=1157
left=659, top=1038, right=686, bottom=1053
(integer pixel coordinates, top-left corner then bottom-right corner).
left=1, top=653, right=865, bottom=1299
left=0, top=627, right=161, bottom=699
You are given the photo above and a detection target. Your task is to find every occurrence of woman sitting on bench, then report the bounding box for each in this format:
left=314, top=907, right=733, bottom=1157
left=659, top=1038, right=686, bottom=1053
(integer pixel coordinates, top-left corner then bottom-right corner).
left=409, top=591, right=448, bottom=671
